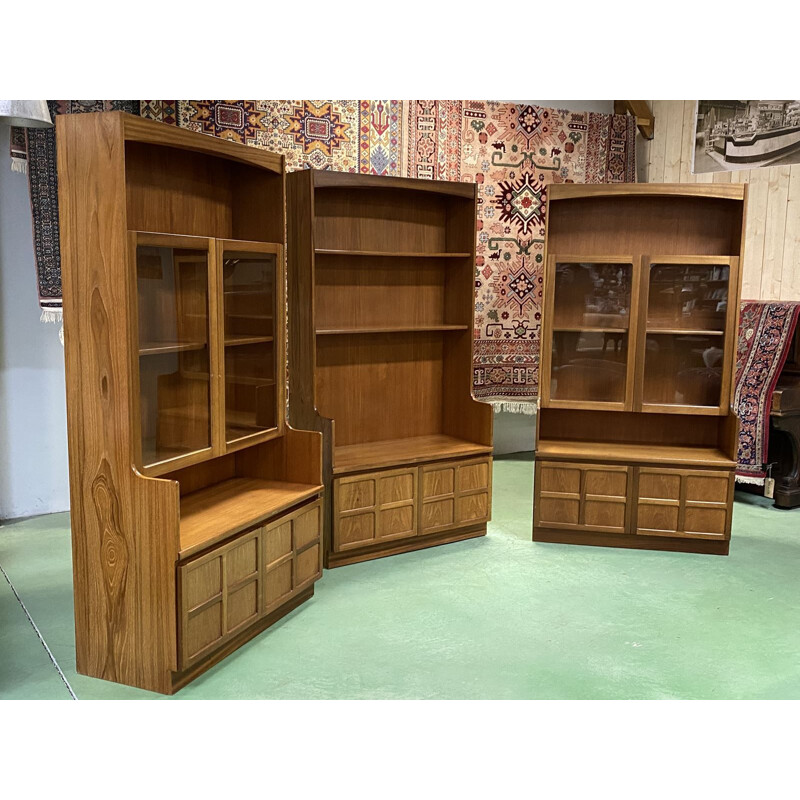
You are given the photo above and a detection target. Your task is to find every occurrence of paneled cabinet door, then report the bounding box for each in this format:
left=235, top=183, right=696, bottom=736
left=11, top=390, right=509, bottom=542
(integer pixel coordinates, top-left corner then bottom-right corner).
left=636, top=468, right=732, bottom=539
left=264, top=499, right=323, bottom=613
left=534, top=461, right=631, bottom=534
left=419, top=456, right=493, bottom=535
left=178, top=529, right=261, bottom=669
left=333, top=467, right=418, bottom=552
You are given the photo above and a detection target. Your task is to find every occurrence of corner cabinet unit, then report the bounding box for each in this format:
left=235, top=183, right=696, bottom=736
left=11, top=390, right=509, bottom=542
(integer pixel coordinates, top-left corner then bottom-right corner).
left=534, top=184, right=747, bottom=555
left=57, top=112, right=324, bottom=694
left=287, top=171, right=493, bottom=568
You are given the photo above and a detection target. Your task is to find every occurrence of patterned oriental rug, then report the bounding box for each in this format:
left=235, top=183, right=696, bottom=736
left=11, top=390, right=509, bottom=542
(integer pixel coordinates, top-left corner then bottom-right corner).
left=734, top=301, right=800, bottom=485
left=12, top=100, right=636, bottom=408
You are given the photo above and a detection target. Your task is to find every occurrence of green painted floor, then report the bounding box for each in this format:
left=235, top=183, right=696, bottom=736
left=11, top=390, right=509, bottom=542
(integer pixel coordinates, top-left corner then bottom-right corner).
left=1, top=453, right=799, bottom=699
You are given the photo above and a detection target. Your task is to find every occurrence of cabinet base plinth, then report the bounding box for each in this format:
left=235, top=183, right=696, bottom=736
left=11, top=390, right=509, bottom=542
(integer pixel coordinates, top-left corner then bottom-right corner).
left=533, top=528, right=730, bottom=556
left=170, top=586, right=315, bottom=694
left=326, top=525, right=487, bottom=568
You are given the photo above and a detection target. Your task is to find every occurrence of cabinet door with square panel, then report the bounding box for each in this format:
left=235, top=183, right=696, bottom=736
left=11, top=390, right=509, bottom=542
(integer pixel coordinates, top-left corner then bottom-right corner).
left=534, top=461, right=631, bottom=535
left=178, top=529, right=261, bottom=669
left=420, top=457, right=493, bottom=533
left=636, top=468, right=732, bottom=539
left=333, top=467, right=418, bottom=552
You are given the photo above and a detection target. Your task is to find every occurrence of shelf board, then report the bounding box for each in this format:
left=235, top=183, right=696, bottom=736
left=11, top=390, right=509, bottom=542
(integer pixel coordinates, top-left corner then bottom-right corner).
left=179, top=477, right=323, bottom=558
left=315, top=248, right=472, bottom=259
left=334, top=434, right=492, bottom=474
left=224, top=334, right=274, bottom=346
left=646, top=328, right=725, bottom=336
left=552, top=326, right=628, bottom=334
left=139, top=341, right=207, bottom=356
left=535, top=439, right=735, bottom=468
left=316, top=324, right=469, bottom=336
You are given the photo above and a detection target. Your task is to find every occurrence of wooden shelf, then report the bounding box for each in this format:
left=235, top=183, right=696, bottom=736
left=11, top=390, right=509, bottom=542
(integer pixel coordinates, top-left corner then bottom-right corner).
left=334, top=434, right=492, bottom=474
left=536, top=439, right=736, bottom=468
left=646, top=328, right=725, bottom=336
left=179, top=477, right=323, bottom=558
left=315, top=248, right=472, bottom=258
left=316, top=324, right=469, bottom=336
left=139, top=341, right=207, bottom=356
left=224, top=334, right=274, bottom=346
left=552, top=326, right=628, bottom=333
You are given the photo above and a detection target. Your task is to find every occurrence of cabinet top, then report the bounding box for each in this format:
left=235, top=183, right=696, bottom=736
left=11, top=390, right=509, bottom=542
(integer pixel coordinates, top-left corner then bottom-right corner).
left=56, top=111, right=284, bottom=174
left=290, top=168, right=477, bottom=198
left=548, top=183, right=746, bottom=202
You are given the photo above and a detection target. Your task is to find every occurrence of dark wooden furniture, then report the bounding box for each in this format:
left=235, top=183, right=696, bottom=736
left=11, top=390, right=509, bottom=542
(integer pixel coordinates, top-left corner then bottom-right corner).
left=534, top=184, right=747, bottom=555
left=57, top=112, right=324, bottom=694
left=287, top=171, right=493, bottom=567
left=770, top=325, right=800, bottom=509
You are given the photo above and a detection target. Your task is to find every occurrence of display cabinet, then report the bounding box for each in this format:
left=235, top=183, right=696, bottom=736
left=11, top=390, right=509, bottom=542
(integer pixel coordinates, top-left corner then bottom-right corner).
left=287, top=171, right=493, bottom=567
left=535, top=184, right=747, bottom=555
left=57, top=112, right=323, bottom=693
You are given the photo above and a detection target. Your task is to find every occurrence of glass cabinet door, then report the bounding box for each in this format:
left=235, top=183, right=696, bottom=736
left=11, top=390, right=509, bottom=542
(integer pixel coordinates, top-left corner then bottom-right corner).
left=134, top=234, right=214, bottom=472
left=546, top=256, right=636, bottom=408
left=220, top=242, right=282, bottom=445
left=641, top=257, right=735, bottom=412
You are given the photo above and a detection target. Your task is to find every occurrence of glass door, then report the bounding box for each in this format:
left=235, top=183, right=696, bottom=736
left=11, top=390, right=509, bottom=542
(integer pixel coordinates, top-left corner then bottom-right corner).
left=543, top=255, right=638, bottom=410
left=218, top=240, right=283, bottom=448
left=133, top=233, right=215, bottom=474
left=639, top=256, right=738, bottom=413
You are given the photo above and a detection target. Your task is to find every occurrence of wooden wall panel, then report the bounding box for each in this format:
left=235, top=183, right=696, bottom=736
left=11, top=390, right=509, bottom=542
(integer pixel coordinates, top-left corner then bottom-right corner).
left=640, top=100, right=800, bottom=301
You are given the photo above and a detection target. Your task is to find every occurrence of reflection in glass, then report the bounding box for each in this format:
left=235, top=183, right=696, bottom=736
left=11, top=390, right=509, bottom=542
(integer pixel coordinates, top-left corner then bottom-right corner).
left=643, top=333, right=723, bottom=407
left=553, top=262, right=632, bottom=329
left=137, top=245, right=211, bottom=467
left=222, top=251, right=277, bottom=442
left=647, top=263, right=729, bottom=331
left=550, top=330, right=628, bottom=403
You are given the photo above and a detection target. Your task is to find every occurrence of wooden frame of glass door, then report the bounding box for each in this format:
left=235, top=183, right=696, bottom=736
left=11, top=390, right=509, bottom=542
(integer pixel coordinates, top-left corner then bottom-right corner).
left=129, top=231, right=218, bottom=476
left=634, top=255, right=739, bottom=416
left=215, top=239, right=285, bottom=454
left=540, top=254, right=640, bottom=411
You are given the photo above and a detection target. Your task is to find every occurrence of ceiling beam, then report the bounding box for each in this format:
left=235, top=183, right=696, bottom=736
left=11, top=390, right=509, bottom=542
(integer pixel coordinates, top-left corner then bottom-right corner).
left=614, top=100, right=654, bottom=140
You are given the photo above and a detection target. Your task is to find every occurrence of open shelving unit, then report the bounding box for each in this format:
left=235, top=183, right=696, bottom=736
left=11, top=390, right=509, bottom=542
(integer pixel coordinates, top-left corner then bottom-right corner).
left=57, top=112, right=324, bottom=694
left=288, top=170, right=493, bottom=567
left=534, top=184, right=747, bottom=555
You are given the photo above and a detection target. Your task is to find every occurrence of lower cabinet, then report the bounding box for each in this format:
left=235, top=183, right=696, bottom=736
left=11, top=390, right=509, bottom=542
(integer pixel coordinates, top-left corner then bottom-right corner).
left=534, top=459, right=734, bottom=551
left=333, top=456, right=492, bottom=554
left=178, top=498, right=322, bottom=670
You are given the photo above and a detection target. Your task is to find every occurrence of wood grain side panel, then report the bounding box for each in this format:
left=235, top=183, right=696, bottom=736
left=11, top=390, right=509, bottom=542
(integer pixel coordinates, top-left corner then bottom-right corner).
left=58, top=113, right=179, bottom=694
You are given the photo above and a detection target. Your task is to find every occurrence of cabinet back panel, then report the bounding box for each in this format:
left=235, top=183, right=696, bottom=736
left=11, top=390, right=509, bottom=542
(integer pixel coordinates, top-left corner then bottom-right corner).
left=315, top=257, right=448, bottom=329
left=314, top=188, right=448, bottom=252
left=548, top=196, right=743, bottom=257
left=539, top=408, right=721, bottom=448
left=316, top=333, right=444, bottom=445
left=126, top=143, right=281, bottom=242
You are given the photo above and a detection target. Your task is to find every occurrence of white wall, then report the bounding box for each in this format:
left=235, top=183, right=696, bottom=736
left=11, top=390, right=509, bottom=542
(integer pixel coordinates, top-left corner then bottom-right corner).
left=491, top=100, right=614, bottom=455
left=0, top=124, right=70, bottom=520
left=0, top=102, right=616, bottom=516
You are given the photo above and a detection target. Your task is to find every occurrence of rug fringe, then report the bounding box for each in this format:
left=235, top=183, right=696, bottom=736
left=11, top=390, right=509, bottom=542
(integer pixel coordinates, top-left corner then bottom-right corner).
left=735, top=474, right=765, bottom=486
left=40, top=307, right=62, bottom=324
left=11, top=157, right=27, bottom=174
left=490, top=401, right=537, bottom=416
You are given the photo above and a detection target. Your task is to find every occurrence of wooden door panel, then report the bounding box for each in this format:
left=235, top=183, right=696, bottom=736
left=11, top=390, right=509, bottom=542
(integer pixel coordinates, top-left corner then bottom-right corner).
left=457, top=460, right=490, bottom=493
left=379, top=505, right=416, bottom=539
left=338, top=477, right=376, bottom=512
left=227, top=580, right=259, bottom=633
left=421, top=498, right=455, bottom=531
left=379, top=471, right=415, bottom=503
left=337, top=512, right=376, bottom=549
left=535, top=461, right=631, bottom=535
left=456, top=491, right=490, bottom=525
left=184, top=604, right=223, bottom=664
left=423, top=466, right=455, bottom=498
left=636, top=468, right=731, bottom=539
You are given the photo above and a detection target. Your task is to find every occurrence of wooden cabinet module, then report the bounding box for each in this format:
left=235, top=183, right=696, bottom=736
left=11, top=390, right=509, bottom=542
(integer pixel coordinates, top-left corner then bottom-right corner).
left=287, top=171, right=493, bottom=567
left=534, top=184, right=747, bottom=555
left=57, top=112, right=324, bottom=694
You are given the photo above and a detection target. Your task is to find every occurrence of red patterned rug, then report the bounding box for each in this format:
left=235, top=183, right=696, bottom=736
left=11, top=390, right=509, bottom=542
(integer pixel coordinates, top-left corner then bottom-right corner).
left=734, top=301, right=800, bottom=484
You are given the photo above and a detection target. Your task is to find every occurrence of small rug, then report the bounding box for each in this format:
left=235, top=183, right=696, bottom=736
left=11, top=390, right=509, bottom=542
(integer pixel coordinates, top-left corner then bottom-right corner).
left=10, top=126, right=28, bottom=173
left=734, top=301, right=800, bottom=484
left=23, top=100, right=140, bottom=330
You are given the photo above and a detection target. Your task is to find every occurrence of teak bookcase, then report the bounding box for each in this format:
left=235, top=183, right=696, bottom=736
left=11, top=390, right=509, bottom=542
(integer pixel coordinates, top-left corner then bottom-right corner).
left=57, top=112, right=324, bottom=694
left=534, top=184, right=747, bottom=555
left=287, top=171, right=493, bottom=567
